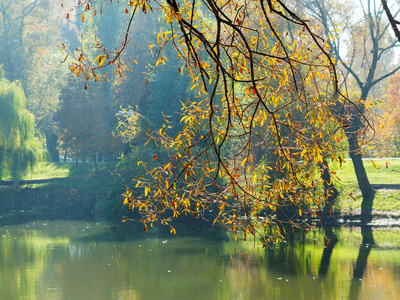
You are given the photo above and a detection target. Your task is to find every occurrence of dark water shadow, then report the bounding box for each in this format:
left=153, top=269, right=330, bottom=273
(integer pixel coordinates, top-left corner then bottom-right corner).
left=0, top=211, right=52, bottom=226
left=318, top=226, right=338, bottom=277
left=74, top=215, right=229, bottom=244
left=348, top=225, right=375, bottom=299
left=316, top=225, right=376, bottom=299
left=262, top=230, right=316, bottom=276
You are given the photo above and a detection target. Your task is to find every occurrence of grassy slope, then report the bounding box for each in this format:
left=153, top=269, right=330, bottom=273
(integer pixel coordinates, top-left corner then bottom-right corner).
left=331, top=158, right=400, bottom=214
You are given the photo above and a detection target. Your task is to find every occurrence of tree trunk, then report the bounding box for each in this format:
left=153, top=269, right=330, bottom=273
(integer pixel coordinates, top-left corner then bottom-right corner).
left=348, top=147, right=375, bottom=220
left=344, top=114, right=375, bottom=222
left=45, top=131, right=60, bottom=162
left=93, top=154, right=98, bottom=175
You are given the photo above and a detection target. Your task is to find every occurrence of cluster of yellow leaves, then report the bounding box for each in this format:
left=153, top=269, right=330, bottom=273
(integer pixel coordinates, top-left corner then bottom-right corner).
left=121, top=0, right=350, bottom=245
left=67, top=0, right=351, bottom=245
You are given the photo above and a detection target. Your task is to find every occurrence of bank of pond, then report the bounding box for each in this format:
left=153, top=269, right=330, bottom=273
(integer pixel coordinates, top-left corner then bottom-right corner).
left=3, top=159, right=400, bottom=222
left=0, top=211, right=399, bottom=300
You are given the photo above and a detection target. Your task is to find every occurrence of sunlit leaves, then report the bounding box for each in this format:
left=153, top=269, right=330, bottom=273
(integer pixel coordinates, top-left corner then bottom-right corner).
left=94, top=55, right=106, bottom=67
left=67, top=0, right=356, bottom=245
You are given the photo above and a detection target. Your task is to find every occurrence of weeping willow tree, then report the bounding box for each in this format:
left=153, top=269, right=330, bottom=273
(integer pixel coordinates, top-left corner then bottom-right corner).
left=0, top=70, right=39, bottom=179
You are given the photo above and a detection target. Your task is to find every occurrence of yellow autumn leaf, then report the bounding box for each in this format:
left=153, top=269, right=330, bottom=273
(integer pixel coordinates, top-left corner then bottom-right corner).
left=144, top=186, right=151, bottom=196
left=99, top=55, right=106, bottom=67
left=94, top=55, right=102, bottom=63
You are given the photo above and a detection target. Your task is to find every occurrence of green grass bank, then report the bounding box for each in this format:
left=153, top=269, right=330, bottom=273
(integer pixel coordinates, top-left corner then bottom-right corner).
left=1, top=159, right=400, bottom=221
left=0, top=162, right=127, bottom=220
left=331, top=158, right=400, bottom=216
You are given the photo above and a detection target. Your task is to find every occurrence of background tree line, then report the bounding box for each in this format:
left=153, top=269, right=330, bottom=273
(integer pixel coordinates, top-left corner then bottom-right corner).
left=0, top=0, right=190, bottom=177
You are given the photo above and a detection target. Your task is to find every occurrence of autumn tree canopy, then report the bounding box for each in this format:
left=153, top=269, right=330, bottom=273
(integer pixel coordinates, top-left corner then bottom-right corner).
left=64, top=0, right=364, bottom=245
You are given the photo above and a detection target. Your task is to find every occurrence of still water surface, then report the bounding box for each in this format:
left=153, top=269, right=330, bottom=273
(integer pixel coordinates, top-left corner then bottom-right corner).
left=0, top=216, right=399, bottom=300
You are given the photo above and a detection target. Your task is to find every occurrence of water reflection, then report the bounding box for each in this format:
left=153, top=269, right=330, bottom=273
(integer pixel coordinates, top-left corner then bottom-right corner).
left=1, top=218, right=400, bottom=299
left=318, top=226, right=338, bottom=276
left=349, top=226, right=375, bottom=299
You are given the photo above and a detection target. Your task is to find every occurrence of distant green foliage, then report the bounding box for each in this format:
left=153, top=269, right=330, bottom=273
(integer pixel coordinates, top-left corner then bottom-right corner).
left=114, top=109, right=166, bottom=182
left=146, top=44, right=193, bottom=133
left=115, top=145, right=161, bottom=183
left=115, top=109, right=155, bottom=146
left=0, top=77, right=42, bottom=179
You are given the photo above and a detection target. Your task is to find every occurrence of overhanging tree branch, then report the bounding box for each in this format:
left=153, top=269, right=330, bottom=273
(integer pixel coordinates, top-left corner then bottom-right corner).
left=381, top=0, right=400, bottom=42
left=64, top=0, right=360, bottom=244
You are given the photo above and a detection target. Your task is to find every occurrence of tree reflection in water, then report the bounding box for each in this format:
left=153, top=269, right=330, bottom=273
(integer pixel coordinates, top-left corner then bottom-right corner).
left=318, top=226, right=338, bottom=277
left=3, top=219, right=400, bottom=300
left=317, top=224, right=376, bottom=299
left=349, top=226, right=375, bottom=299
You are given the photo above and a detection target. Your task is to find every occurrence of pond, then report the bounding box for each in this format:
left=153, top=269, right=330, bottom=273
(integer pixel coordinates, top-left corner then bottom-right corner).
left=0, top=215, right=399, bottom=300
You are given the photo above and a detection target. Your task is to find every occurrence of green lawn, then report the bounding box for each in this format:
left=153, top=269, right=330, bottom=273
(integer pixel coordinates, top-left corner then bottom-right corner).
left=2, top=161, right=116, bottom=180
left=331, top=158, right=400, bottom=213
left=4, top=159, right=400, bottom=215
left=22, top=162, right=73, bottom=179
left=1, top=161, right=120, bottom=190
left=0, top=161, right=125, bottom=219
